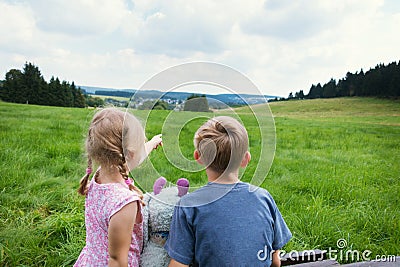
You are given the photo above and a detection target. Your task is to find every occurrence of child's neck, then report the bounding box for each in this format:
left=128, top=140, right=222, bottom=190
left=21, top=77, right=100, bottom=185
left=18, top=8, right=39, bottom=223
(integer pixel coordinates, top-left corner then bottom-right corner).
left=206, top=168, right=239, bottom=184
left=97, top=166, right=125, bottom=184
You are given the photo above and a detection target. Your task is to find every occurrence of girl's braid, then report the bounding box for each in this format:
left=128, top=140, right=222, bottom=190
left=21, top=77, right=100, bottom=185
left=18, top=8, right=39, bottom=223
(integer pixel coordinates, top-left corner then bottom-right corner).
left=78, top=157, right=93, bottom=195
left=118, top=155, right=145, bottom=206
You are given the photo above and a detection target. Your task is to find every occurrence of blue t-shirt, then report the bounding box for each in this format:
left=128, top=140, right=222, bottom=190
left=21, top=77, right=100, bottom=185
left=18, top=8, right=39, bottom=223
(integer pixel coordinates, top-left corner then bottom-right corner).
left=165, top=182, right=292, bottom=266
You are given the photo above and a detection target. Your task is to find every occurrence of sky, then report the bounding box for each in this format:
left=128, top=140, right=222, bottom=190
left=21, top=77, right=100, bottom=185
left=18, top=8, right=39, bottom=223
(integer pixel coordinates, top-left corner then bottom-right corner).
left=1, top=0, right=400, bottom=97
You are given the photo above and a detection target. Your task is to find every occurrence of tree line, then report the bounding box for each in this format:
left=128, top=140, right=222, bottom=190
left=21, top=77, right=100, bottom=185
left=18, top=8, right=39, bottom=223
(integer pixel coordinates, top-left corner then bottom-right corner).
left=275, top=61, right=400, bottom=101
left=0, top=62, right=103, bottom=107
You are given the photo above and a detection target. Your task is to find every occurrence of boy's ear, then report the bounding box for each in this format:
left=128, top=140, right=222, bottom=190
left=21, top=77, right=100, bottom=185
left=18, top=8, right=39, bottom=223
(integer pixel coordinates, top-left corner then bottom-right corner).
left=240, top=151, right=251, bottom=168
left=193, top=150, right=203, bottom=165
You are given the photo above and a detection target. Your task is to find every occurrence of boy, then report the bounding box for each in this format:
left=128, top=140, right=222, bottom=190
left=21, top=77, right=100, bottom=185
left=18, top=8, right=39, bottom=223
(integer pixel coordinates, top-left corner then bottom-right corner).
left=165, top=116, right=292, bottom=267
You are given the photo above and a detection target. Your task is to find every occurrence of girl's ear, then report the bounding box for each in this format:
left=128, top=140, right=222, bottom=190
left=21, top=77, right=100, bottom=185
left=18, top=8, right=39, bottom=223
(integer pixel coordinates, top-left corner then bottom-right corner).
left=240, top=151, right=251, bottom=168
left=193, top=150, right=203, bottom=165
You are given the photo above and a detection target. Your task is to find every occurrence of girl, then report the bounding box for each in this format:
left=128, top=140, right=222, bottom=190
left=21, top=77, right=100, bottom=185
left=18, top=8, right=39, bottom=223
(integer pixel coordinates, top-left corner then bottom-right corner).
left=74, top=108, right=162, bottom=267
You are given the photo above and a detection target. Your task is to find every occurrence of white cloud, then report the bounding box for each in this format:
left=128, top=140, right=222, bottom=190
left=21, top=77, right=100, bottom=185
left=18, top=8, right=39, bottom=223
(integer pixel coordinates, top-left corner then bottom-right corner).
left=31, top=0, right=128, bottom=36
left=241, top=1, right=334, bottom=40
left=240, top=0, right=386, bottom=41
left=0, top=2, right=36, bottom=51
left=0, top=0, right=399, bottom=97
left=127, top=1, right=237, bottom=56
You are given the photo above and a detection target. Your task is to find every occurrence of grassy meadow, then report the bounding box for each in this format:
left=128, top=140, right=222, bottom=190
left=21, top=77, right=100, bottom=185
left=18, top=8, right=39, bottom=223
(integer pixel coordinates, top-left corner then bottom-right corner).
left=93, top=94, right=131, bottom=102
left=0, top=97, right=399, bottom=266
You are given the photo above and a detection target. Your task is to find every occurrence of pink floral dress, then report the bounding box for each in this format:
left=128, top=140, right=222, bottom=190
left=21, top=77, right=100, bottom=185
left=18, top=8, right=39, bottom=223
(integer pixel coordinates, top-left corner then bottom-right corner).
left=74, top=178, right=143, bottom=267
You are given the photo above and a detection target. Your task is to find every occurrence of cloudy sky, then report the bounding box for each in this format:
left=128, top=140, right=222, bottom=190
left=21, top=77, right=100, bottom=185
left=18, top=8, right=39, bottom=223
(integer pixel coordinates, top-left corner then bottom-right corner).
left=1, top=0, right=399, bottom=97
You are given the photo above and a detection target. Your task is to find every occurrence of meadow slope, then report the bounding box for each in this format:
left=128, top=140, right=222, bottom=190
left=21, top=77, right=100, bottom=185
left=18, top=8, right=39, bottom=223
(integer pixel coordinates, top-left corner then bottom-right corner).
left=0, top=97, right=399, bottom=265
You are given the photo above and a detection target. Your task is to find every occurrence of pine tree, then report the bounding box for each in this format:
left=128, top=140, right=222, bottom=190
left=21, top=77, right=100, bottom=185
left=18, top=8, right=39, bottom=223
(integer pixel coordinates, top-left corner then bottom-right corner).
left=73, top=85, right=86, bottom=108
left=2, top=69, right=25, bottom=103
left=22, top=62, right=47, bottom=105
left=322, top=79, right=337, bottom=98
left=61, top=81, right=74, bottom=107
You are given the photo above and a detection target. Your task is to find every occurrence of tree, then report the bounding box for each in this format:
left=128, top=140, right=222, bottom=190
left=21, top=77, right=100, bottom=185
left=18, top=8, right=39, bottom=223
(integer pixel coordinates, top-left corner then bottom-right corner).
left=336, top=78, right=349, bottom=97
left=306, top=85, right=316, bottom=99
left=183, top=94, right=210, bottom=112
left=298, top=90, right=305, bottom=99
left=307, top=83, right=323, bottom=99
left=61, top=81, right=73, bottom=107
left=73, top=86, right=86, bottom=108
left=138, top=100, right=169, bottom=110
left=322, top=78, right=337, bottom=98
left=48, top=76, right=62, bottom=106
left=85, top=95, right=104, bottom=107
left=294, top=90, right=305, bottom=99
left=1, top=62, right=94, bottom=107
left=290, top=60, right=400, bottom=100
left=152, top=100, right=169, bottom=110
left=22, top=62, right=47, bottom=105
left=2, top=69, right=25, bottom=103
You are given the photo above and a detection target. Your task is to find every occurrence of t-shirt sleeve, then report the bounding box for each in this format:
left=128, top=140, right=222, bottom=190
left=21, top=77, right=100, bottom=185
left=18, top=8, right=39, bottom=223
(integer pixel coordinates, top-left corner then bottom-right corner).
left=271, top=200, right=292, bottom=250
left=164, top=205, right=194, bottom=265
left=108, top=188, right=141, bottom=222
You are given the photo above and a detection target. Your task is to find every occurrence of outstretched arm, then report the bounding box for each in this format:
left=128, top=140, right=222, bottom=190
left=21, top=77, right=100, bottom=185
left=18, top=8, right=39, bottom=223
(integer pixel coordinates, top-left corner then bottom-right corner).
left=139, top=134, right=163, bottom=164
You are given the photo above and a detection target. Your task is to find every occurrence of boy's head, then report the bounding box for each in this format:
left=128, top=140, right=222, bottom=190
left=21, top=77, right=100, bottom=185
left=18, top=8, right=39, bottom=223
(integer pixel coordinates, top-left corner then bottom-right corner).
left=193, top=116, right=250, bottom=175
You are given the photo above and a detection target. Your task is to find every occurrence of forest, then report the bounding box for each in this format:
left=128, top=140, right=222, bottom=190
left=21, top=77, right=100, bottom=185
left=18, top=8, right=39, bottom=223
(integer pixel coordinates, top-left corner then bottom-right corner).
left=279, top=61, right=400, bottom=101
left=0, top=63, right=97, bottom=108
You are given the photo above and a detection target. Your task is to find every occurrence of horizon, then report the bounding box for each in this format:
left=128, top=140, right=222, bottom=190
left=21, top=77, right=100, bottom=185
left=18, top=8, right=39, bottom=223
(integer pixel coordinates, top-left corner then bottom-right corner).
left=1, top=1, right=399, bottom=98
left=79, top=84, right=283, bottom=98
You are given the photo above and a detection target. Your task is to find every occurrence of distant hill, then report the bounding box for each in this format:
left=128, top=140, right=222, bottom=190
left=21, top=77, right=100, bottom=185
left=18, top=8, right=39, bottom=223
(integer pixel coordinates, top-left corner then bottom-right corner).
left=79, top=85, right=280, bottom=106
left=79, top=86, right=135, bottom=94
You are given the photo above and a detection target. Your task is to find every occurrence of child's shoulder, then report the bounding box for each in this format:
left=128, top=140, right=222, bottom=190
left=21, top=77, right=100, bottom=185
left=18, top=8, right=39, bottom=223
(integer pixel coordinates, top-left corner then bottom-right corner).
left=90, top=180, right=138, bottom=200
left=177, top=182, right=274, bottom=207
left=244, top=182, right=276, bottom=201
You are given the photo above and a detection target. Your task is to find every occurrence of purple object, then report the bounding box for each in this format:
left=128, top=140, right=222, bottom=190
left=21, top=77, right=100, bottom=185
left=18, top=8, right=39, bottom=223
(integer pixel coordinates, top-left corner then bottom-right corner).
left=177, top=178, right=189, bottom=197
left=125, top=178, right=133, bottom=186
left=153, top=177, right=167, bottom=195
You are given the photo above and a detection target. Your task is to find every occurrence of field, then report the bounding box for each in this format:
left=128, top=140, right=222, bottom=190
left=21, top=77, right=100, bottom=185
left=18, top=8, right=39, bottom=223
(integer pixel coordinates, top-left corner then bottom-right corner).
left=0, top=97, right=399, bottom=266
left=92, top=94, right=131, bottom=102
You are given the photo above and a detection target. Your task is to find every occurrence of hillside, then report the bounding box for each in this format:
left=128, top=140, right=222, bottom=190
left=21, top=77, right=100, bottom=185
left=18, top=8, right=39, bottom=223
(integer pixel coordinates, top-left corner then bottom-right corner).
left=269, top=97, right=400, bottom=119
left=230, top=97, right=400, bottom=125
left=0, top=98, right=399, bottom=265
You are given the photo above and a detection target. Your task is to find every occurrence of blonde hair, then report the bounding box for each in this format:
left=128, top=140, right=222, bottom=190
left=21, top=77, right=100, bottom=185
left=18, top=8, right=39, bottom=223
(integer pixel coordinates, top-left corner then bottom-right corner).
left=194, top=116, right=248, bottom=174
left=78, top=108, right=146, bottom=201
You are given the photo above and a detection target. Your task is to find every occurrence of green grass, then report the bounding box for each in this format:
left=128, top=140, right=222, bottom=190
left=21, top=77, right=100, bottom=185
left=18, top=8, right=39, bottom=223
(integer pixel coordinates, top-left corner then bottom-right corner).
left=266, top=98, right=400, bottom=261
left=0, top=97, right=399, bottom=265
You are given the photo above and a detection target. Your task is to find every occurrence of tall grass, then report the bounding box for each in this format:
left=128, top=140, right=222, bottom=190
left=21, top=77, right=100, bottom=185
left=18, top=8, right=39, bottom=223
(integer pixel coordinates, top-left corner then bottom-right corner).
left=265, top=98, right=400, bottom=260
left=0, top=97, right=399, bottom=265
left=0, top=103, right=93, bottom=266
